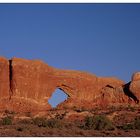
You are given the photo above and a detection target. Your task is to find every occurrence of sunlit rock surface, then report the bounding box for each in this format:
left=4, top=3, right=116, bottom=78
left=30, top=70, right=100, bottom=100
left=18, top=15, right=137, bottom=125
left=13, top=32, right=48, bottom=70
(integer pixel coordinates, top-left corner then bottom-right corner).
left=130, top=72, right=140, bottom=101
left=0, top=56, right=139, bottom=113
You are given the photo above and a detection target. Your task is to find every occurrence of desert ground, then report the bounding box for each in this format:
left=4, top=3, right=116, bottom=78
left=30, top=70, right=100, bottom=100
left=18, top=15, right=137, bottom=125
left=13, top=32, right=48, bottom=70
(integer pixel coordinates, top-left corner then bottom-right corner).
left=0, top=105, right=140, bottom=137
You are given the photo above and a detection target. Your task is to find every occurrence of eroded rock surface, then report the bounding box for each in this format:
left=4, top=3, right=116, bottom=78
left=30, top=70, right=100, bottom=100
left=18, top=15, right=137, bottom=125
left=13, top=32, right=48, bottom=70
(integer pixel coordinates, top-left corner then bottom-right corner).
left=130, top=72, right=140, bottom=101
left=0, top=57, right=10, bottom=111
left=0, top=56, right=139, bottom=113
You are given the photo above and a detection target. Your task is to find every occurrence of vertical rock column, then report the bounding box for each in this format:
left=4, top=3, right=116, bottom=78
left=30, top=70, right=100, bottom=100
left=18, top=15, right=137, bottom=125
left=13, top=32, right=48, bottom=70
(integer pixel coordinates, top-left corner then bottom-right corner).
left=0, top=57, right=10, bottom=110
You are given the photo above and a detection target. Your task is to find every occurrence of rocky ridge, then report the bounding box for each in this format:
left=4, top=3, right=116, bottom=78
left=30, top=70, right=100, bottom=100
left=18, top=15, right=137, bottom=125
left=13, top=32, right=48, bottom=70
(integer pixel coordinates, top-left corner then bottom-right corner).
left=0, top=57, right=139, bottom=113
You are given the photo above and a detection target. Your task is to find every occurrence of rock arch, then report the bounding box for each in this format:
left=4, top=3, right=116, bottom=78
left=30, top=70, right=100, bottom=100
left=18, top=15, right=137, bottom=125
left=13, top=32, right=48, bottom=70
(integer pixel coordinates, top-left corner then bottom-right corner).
left=0, top=57, right=139, bottom=113
left=48, top=88, right=69, bottom=108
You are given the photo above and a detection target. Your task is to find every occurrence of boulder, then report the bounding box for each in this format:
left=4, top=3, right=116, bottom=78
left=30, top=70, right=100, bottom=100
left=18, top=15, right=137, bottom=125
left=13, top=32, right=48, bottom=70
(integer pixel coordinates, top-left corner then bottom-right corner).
left=130, top=72, right=140, bottom=101
left=131, top=72, right=140, bottom=81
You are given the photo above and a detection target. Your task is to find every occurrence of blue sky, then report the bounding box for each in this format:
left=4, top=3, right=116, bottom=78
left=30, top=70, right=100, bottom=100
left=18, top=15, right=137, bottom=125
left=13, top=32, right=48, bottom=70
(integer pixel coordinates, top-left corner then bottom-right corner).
left=0, top=4, right=140, bottom=107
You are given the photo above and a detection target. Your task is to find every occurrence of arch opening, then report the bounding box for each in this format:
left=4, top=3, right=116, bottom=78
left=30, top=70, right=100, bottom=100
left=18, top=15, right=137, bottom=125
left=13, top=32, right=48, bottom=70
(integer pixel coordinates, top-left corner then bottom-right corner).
left=48, top=88, right=69, bottom=108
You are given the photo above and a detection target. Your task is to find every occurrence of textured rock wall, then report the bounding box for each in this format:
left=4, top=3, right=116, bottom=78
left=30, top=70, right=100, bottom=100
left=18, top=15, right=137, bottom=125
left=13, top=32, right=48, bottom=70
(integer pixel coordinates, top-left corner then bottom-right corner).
left=0, top=57, right=9, bottom=98
left=0, top=57, right=10, bottom=110
left=130, top=72, right=140, bottom=101
left=0, top=57, right=139, bottom=113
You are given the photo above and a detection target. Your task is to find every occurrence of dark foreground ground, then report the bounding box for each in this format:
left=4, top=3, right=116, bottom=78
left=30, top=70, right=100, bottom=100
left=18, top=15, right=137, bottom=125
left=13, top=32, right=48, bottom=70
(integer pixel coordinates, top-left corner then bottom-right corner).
left=1, top=124, right=140, bottom=137
left=0, top=105, right=140, bottom=137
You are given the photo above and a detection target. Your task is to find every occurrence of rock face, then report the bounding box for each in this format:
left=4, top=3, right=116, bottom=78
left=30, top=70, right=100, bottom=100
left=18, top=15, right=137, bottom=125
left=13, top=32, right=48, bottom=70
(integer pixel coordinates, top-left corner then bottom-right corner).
left=0, top=57, right=9, bottom=98
left=0, top=56, right=139, bottom=113
left=130, top=72, right=140, bottom=101
left=0, top=57, right=10, bottom=111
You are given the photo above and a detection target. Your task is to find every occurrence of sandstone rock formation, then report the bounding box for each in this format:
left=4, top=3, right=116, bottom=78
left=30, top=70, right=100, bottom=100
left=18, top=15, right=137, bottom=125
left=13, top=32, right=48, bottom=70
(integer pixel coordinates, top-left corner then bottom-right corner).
left=0, top=56, right=139, bottom=113
left=130, top=72, right=140, bottom=101
left=0, top=57, right=10, bottom=111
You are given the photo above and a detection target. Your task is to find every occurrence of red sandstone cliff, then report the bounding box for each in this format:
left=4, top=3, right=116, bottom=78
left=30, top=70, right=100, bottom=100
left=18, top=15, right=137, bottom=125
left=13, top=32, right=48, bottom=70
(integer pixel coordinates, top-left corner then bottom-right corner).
left=0, top=57, right=139, bottom=113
